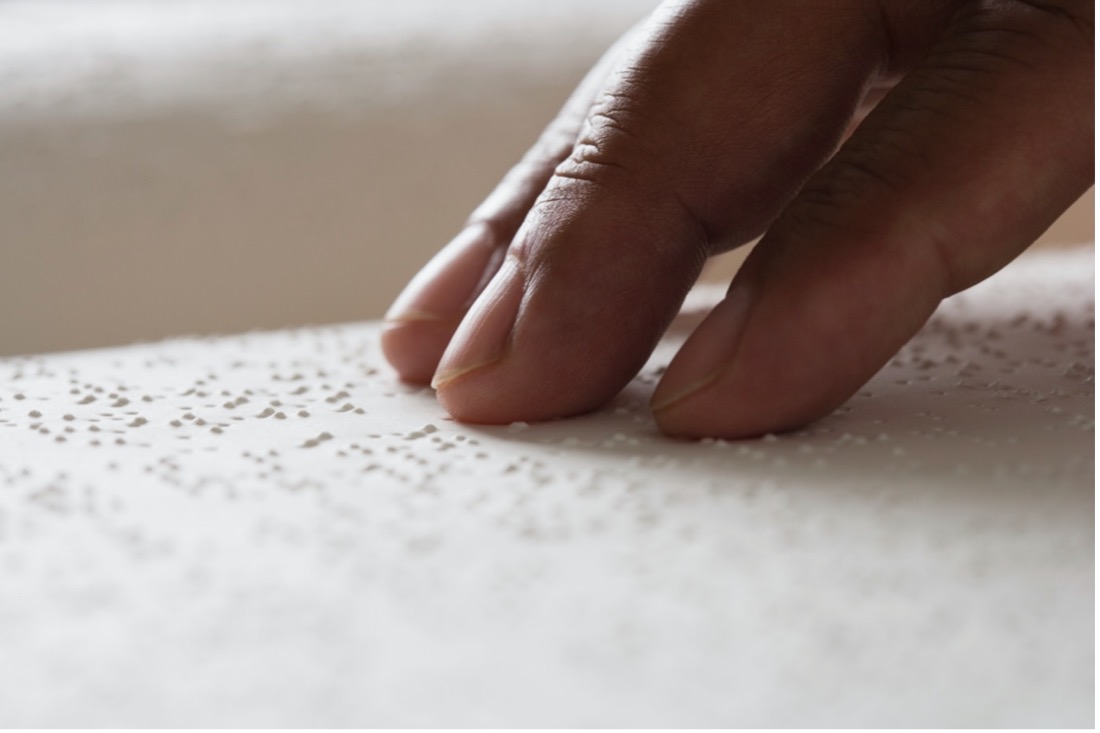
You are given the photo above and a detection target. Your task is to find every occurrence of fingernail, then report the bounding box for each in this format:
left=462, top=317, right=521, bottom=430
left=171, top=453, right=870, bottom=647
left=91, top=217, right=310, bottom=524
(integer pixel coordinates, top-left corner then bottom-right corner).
left=651, top=284, right=754, bottom=412
left=385, top=222, right=498, bottom=324
left=431, top=258, right=524, bottom=390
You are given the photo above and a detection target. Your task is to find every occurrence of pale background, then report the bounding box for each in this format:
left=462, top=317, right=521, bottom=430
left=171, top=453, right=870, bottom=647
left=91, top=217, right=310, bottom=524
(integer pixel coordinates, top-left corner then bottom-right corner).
left=1, top=0, right=1092, bottom=357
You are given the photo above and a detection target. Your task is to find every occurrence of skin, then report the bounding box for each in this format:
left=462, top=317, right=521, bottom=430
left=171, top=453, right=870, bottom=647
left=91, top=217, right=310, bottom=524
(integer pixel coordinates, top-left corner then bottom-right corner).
left=382, top=0, right=1093, bottom=439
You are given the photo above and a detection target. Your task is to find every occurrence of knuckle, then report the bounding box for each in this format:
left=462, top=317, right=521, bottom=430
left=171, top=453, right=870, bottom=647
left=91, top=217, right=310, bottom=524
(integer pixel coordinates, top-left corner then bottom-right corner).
left=466, top=112, right=594, bottom=240
left=1007, top=0, right=1094, bottom=37
left=792, top=137, right=916, bottom=221
left=527, top=117, right=583, bottom=170
left=780, top=147, right=966, bottom=296
left=553, top=81, right=655, bottom=189
left=959, top=0, right=1094, bottom=55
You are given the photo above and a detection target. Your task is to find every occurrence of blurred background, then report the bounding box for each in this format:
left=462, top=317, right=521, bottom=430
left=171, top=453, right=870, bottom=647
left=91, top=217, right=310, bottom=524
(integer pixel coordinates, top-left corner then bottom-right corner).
left=1, top=0, right=1092, bottom=357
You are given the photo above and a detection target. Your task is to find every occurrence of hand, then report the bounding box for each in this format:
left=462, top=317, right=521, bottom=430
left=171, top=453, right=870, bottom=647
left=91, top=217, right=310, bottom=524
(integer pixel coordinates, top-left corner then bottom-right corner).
left=381, top=0, right=1093, bottom=439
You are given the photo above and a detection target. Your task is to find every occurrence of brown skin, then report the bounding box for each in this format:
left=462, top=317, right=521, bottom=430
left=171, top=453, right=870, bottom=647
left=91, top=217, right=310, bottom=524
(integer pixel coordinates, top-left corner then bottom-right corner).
left=382, top=0, right=1094, bottom=439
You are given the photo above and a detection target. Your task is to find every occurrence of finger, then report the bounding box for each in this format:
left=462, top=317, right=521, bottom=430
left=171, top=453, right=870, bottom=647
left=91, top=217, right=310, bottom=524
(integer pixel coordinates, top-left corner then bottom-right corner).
left=381, top=23, right=645, bottom=385
left=430, top=0, right=894, bottom=423
left=653, top=0, right=1094, bottom=438
left=431, top=0, right=969, bottom=423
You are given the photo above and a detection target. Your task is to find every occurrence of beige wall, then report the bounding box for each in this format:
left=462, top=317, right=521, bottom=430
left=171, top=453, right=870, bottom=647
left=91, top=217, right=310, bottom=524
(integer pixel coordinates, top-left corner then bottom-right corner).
left=1, top=88, right=585, bottom=356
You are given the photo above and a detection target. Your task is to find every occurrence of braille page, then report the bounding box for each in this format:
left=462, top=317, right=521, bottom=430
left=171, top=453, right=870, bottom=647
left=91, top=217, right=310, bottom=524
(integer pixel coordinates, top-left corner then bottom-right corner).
left=0, top=246, right=1092, bottom=727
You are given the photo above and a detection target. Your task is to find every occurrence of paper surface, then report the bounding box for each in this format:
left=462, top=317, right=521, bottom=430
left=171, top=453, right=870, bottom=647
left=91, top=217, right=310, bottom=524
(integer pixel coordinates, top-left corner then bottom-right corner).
left=0, top=247, right=1092, bottom=726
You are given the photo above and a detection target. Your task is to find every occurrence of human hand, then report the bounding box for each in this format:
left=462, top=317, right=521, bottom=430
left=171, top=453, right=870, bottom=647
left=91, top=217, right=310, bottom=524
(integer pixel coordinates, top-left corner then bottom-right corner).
left=381, top=0, right=1093, bottom=439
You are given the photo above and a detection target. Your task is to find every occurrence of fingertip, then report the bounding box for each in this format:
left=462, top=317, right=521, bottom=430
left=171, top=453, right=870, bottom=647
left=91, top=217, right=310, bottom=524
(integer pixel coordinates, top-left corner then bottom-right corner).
left=380, top=223, right=502, bottom=384
left=435, top=370, right=611, bottom=426
left=385, top=223, right=498, bottom=322
left=648, top=279, right=854, bottom=440
left=651, top=364, right=839, bottom=440
left=652, top=386, right=789, bottom=440
left=432, top=334, right=624, bottom=426
left=432, top=369, right=512, bottom=424
left=380, top=318, right=459, bottom=385
left=431, top=355, right=535, bottom=425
